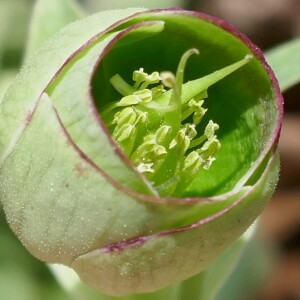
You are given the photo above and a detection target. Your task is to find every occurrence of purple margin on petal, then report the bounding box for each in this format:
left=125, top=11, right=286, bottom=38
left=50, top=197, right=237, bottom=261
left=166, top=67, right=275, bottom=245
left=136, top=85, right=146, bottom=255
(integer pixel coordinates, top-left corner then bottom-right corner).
left=131, top=8, right=284, bottom=191
left=89, top=9, right=283, bottom=202
left=39, top=8, right=283, bottom=206
left=79, top=150, right=277, bottom=254
left=88, top=21, right=166, bottom=190
left=46, top=95, right=213, bottom=205
left=178, top=9, right=284, bottom=182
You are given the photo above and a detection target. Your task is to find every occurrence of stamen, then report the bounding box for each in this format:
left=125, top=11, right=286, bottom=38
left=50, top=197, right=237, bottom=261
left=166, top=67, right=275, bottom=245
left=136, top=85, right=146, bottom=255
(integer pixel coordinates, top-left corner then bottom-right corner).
left=199, top=136, right=221, bottom=160
left=188, top=120, right=219, bottom=149
left=137, top=163, right=154, bottom=174
left=204, top=120, right=219, bottom=139
left=133, top=68, right=161, bottom=89
left=140, top=71, right=161, bottom=89
left=183, top=151, right=203, bottom=173
left=181, top=99, right=208, bottom=125
left=112, top=107, right=137, bottom=127
left=113, top=124, right=135, bottom=142
left=169, top=124, right=197, bottom=155
left=112, top=107, right=147, bottom=155
left=151, top=85, right=166, bottom=99
left=110, top=74, right=135, bottom=96
left=155, top=125, right=172, bottom=144
left=100, top=49, right=253, bottom=196
left=133, top=89, right=152, bottom=102
left=117, top=95, right=142, bottom=107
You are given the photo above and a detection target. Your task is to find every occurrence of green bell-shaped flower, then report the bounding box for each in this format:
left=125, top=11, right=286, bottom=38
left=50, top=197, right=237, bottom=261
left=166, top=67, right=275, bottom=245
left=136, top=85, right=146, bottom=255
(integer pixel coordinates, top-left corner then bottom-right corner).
left=0, top=8, right=283, bottom=296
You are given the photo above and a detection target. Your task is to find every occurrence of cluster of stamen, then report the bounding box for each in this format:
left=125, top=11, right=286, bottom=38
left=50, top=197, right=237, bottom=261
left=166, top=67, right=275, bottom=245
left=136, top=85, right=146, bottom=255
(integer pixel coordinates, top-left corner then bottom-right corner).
left=101, top=51, right=222, bottom=196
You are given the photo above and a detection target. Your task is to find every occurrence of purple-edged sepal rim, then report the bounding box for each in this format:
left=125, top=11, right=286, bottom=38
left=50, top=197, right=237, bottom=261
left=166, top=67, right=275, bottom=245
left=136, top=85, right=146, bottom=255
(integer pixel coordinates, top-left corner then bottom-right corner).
left=71, top=149, right=279, bottom=296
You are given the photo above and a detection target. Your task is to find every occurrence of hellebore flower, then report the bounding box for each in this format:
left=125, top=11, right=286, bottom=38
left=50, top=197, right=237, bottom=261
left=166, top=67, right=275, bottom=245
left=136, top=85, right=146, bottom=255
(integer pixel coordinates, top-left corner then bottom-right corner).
left=0, top=8, right=283, bottom=296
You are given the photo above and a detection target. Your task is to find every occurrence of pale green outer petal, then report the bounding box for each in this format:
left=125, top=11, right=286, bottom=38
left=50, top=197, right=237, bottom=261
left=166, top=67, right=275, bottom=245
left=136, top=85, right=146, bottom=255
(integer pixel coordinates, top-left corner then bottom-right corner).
left=46, top=20, right=165, bottom=195
left=71, top=152, right=279, bottom=296
left=0, top=8, right=154, bottom=195
left=0, top=91, right=254, bottom=265
left=0, top=94, right=161, bottom=265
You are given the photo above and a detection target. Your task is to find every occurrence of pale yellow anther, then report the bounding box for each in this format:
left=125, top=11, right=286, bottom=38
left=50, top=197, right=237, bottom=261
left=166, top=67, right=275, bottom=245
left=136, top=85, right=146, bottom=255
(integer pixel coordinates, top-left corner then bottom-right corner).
left=181, top=99, right=207, bottom=124
left=151, top=85, right=166, bottom=99
left=112, top=108, right=146, bottom=143
left=188, top=98, right=204, bottom=109
left=133, top=68, right=148, bottom=84
left=183, top=151, right=203, bottom=173
left=169, top=138, right=177, bottom=150
left=137, top=162, right=154, bottom=174
left=189, top=99, right=207, bottom=125
left=169, top=128, right=190, bottom=155
left=150, top=145, right=167, bottom=158
left=202, top=157, right=216, bottom=170
left=193, top=109, right=207, bottom=125
left=181, top=136, right=191, bottom=154
left=199, top=137, right=221, bottom=159
left=143, top=134, right=156, bottom=145
left=134, top=147, right=165, bottom=176
left=133, top=89, right=152, bottom=102
left=113, top=107, right=136, bottom=126
left=114, top=124, right=135, bottom=142
left=117, top=94, right=141, bottom=107
left=144, top=71, right=161, bottom=84
left=183, top=124, right=197, bottom=140
left=169, top=129, right=184, bottom=149
left=132, top=141, right=164, bottom=163
left=133, top=143, right=154, bottom=160
left=135, top=111, right=148, bottom=125
left=204, top=120, right=219, bottom=139
left=155, top=125, right=172, bottom=144
left=141, top=125, right=171, bottom=147
left=133, top=68, right=162, bottom=89
left=169, top=123, right=197, bottom=154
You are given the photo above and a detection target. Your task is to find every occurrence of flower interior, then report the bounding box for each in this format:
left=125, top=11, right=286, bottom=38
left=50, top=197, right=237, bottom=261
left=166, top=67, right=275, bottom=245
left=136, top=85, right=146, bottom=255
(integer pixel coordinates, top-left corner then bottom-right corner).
left=100, top=49, right=252, bottom=196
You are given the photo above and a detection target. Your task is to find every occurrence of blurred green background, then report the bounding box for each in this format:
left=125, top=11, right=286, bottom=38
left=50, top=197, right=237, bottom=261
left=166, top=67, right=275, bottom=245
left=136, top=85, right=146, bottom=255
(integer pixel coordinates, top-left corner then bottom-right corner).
left=1, top=1, right=299, bottom=300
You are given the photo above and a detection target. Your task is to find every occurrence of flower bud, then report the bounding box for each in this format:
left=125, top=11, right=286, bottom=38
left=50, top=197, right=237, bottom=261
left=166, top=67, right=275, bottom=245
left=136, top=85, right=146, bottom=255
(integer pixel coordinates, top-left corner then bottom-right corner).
left=0, top=8, right=283, bottom=296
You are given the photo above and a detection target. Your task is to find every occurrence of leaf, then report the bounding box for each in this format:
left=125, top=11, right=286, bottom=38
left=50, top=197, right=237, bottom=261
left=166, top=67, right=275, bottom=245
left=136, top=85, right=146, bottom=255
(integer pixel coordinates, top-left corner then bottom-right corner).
left=198, top=225, right=276, bottom=300
left=24, top=0, right=85, bottom=60
left=265, top=38, right=300, bottom=92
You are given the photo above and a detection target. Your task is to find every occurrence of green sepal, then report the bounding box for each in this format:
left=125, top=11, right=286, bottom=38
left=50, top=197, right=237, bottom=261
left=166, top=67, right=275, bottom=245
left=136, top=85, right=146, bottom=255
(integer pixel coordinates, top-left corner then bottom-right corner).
left=71, top=151, right=279, bottom=296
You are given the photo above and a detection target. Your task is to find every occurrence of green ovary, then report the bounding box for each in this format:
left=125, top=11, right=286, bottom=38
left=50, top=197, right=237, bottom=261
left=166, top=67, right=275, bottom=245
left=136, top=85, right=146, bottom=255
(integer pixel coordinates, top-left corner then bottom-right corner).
left=100, top=49, right=252, bottom=197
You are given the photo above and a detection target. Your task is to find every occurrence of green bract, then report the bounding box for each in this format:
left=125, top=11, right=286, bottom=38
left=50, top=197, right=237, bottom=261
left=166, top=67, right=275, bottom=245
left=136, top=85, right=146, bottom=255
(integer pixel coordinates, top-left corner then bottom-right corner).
left=0, top=8, right=283, bottom=296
